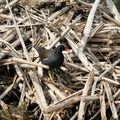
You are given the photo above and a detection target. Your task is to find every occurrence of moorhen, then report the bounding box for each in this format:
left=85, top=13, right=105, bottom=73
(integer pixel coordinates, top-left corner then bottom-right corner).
left=34, top=45, right=65, bottom=69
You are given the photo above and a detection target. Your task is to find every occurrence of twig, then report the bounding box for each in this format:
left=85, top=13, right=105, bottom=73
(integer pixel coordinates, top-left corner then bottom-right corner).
left=0, top=0, right=19, bottom=13
left=99, top=91, right=107, bottom=120
left=0, top=76, right=19, bottom=100
left=44, top=90, right=83, bottom=114
left=48, top=14, right=82, bottom=49
left=91, top=59, right=120, bottom=96
left=6, top=0, right=31, bottom=61
left=70, top=112, right=78, bottom=120
left=78, top=71, right=94, bottom=120
left=79, top=0, right=101, bottom=52
left=102, top=77, right=120, bottom=86
left=48, top=6, right=69, bottom=21
left=106, top=0, right=120, bottom=21
left=103, top=82, right=118, bottom=119
left=101, top=10, right=120, bottom=27
left=90, top=89, right=120, bottom=119
left=47, top=84, right=66, bottom=99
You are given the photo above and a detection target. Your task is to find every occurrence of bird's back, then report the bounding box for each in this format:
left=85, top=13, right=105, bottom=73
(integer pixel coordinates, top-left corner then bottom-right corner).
left=43, top=50, right=64, bottom=69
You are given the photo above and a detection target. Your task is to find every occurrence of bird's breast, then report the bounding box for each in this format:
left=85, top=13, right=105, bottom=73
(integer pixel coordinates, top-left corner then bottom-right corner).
left=43, top=53, right=64, bottom=69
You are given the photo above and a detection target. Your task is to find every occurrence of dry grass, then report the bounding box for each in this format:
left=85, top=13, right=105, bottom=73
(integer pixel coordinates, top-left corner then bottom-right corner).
left=0, top=0, right=120, bottom=119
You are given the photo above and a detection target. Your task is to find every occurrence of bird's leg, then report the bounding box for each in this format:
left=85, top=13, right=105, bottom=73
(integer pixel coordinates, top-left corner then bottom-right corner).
left=48, top=70, right=54, bottom=81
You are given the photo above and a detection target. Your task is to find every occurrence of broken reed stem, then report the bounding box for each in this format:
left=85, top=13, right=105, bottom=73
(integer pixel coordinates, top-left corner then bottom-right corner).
left=103, top=82, right=118, bottom=119
left=99, top=92, right=107, bottom=120
left=91, top=59, right=120, bottom=96
left=1, top=58, right=49, bottom=69
left=80, top=0, right=101, bottom=52
left=90, top=89, right=120, bottom=119
left=78, top=71, right=94, bottom=120
left=6, top=0, right=31, bottom=61
left=0, top=0, right=120, bottom=119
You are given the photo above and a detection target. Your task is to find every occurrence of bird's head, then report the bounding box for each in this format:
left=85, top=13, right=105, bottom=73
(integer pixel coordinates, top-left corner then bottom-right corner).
left=56, top=45, right=67, bottom=53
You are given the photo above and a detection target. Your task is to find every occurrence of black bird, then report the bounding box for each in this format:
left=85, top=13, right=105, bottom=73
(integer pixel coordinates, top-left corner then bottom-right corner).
left=34, top=45, right=65, bottom=69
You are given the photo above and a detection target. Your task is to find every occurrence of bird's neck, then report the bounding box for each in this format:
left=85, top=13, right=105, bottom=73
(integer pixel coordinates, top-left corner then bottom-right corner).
left=55, top=49, right=62, bottom=55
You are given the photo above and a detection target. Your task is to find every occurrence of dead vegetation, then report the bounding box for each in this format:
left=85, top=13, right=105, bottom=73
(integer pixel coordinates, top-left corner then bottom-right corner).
left=0, top=0, right=120, bottom=120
